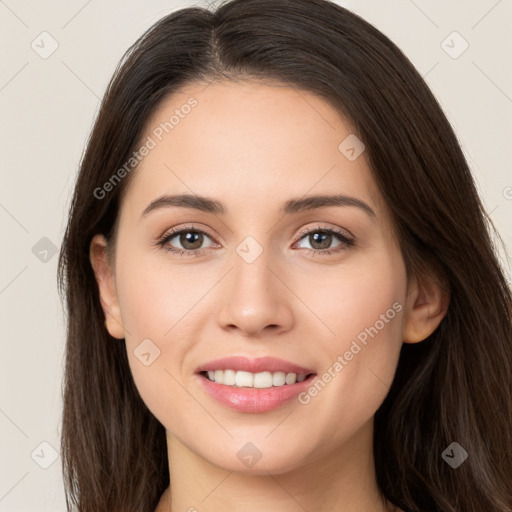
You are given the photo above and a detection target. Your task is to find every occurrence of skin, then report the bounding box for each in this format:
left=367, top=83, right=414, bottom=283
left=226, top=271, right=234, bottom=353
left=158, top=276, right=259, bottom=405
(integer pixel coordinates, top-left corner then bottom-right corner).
left=90, top=80, right=449, bottom=512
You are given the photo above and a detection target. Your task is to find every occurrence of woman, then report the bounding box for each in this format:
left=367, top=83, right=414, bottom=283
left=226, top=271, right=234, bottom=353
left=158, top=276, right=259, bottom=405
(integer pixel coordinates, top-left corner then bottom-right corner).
left=57, top=0, right=512, bottom=511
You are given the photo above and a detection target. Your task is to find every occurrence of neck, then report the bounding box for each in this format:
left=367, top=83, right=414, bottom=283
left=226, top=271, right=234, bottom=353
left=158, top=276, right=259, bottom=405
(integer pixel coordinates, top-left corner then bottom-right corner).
left=156, top=418, right=392, bottom=512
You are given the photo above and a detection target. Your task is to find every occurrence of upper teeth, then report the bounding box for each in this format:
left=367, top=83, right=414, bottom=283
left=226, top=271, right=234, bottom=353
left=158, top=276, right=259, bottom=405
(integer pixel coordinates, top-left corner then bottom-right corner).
left=206, top=370, right=308, bottom=388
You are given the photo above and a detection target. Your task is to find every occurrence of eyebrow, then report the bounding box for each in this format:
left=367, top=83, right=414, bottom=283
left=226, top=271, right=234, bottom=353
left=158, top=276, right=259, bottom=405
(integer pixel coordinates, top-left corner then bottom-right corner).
left=140, top=193, right=376, bottom=219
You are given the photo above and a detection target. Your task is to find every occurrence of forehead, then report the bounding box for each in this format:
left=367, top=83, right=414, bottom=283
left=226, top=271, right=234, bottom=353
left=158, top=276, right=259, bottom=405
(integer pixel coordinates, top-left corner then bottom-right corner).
left=120, top=79, right=384, bottom=220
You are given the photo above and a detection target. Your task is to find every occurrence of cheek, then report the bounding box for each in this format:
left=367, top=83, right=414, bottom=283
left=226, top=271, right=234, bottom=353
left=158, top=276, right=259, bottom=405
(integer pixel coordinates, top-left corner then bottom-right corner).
left=295, top=246, right=406, bottom=352
left=113, top=250, right=206, bottom=421
left=115, top=247, right=210, bottom=342
left=293, top=250, right=406, bottom=442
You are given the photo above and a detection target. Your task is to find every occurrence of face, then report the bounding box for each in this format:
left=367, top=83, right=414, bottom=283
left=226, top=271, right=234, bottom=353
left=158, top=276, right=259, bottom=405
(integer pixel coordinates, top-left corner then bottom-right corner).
left=92, top=79, right=426, bottom=475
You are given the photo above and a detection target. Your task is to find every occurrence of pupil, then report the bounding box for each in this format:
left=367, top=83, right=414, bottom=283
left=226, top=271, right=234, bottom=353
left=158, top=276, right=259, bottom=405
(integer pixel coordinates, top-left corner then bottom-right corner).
left=181, top=231, right=203, bottom=250
left=310, top=232, right=331, bottom=249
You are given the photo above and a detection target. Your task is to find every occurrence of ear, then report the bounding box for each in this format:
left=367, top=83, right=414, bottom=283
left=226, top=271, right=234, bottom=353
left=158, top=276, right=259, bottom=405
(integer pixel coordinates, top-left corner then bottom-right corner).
left=89, top=234, right=125, bottom=339
left=402, top=271, right=450, bottom=343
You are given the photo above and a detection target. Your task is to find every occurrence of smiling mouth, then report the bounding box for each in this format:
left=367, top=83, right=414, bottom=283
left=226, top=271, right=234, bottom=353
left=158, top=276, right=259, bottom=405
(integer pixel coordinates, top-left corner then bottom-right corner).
left=199, top=370, right=316, bottom=388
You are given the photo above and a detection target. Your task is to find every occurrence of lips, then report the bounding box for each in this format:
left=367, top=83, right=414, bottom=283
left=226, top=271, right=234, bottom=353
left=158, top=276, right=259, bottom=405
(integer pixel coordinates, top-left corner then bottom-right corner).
left=194, top=356, right=318, bottom=413
left=195, top=356, right=316, bottom=375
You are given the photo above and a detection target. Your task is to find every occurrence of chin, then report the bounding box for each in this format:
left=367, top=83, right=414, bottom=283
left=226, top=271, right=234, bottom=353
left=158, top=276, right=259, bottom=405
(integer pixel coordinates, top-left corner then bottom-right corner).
left=200, top=440, right=311, bottom=476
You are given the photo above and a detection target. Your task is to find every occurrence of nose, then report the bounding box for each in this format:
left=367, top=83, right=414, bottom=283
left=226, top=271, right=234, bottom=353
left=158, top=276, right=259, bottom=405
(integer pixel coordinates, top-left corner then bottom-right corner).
left=217, top=247, right=294, bottom=338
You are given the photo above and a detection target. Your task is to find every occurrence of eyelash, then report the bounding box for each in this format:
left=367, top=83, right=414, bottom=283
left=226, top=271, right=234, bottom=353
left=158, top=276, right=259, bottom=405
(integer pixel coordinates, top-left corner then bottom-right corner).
left=156, top=224, right=355, bottom=257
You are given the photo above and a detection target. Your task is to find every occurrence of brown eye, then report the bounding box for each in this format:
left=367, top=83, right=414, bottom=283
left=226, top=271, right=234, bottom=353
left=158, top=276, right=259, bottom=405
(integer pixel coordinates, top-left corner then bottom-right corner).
left=295, top=227, right=354, bottom=255
left=308, top=231, right=334, bottom=250
left=175, top=231, right=204, bottom=250
left=159, top=227, right=215, bottom=256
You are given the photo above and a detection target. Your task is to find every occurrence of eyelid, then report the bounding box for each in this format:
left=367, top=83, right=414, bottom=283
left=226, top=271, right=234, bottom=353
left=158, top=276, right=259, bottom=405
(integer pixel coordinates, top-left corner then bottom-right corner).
left=157, top=224, right=218, bottom=247
left=159, top=223, right=214, bottom=238
left=294, top=223, right=354, bottom=241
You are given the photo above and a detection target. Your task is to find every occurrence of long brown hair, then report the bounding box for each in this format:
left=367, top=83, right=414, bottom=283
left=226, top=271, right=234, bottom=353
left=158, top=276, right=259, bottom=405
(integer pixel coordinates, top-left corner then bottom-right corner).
left=57, top=0, right=512, bottom=510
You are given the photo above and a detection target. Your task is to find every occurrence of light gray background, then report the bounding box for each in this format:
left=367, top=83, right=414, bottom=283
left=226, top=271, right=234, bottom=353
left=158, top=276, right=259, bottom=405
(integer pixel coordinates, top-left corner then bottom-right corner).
left=0, top=0, right=511, bottom=510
